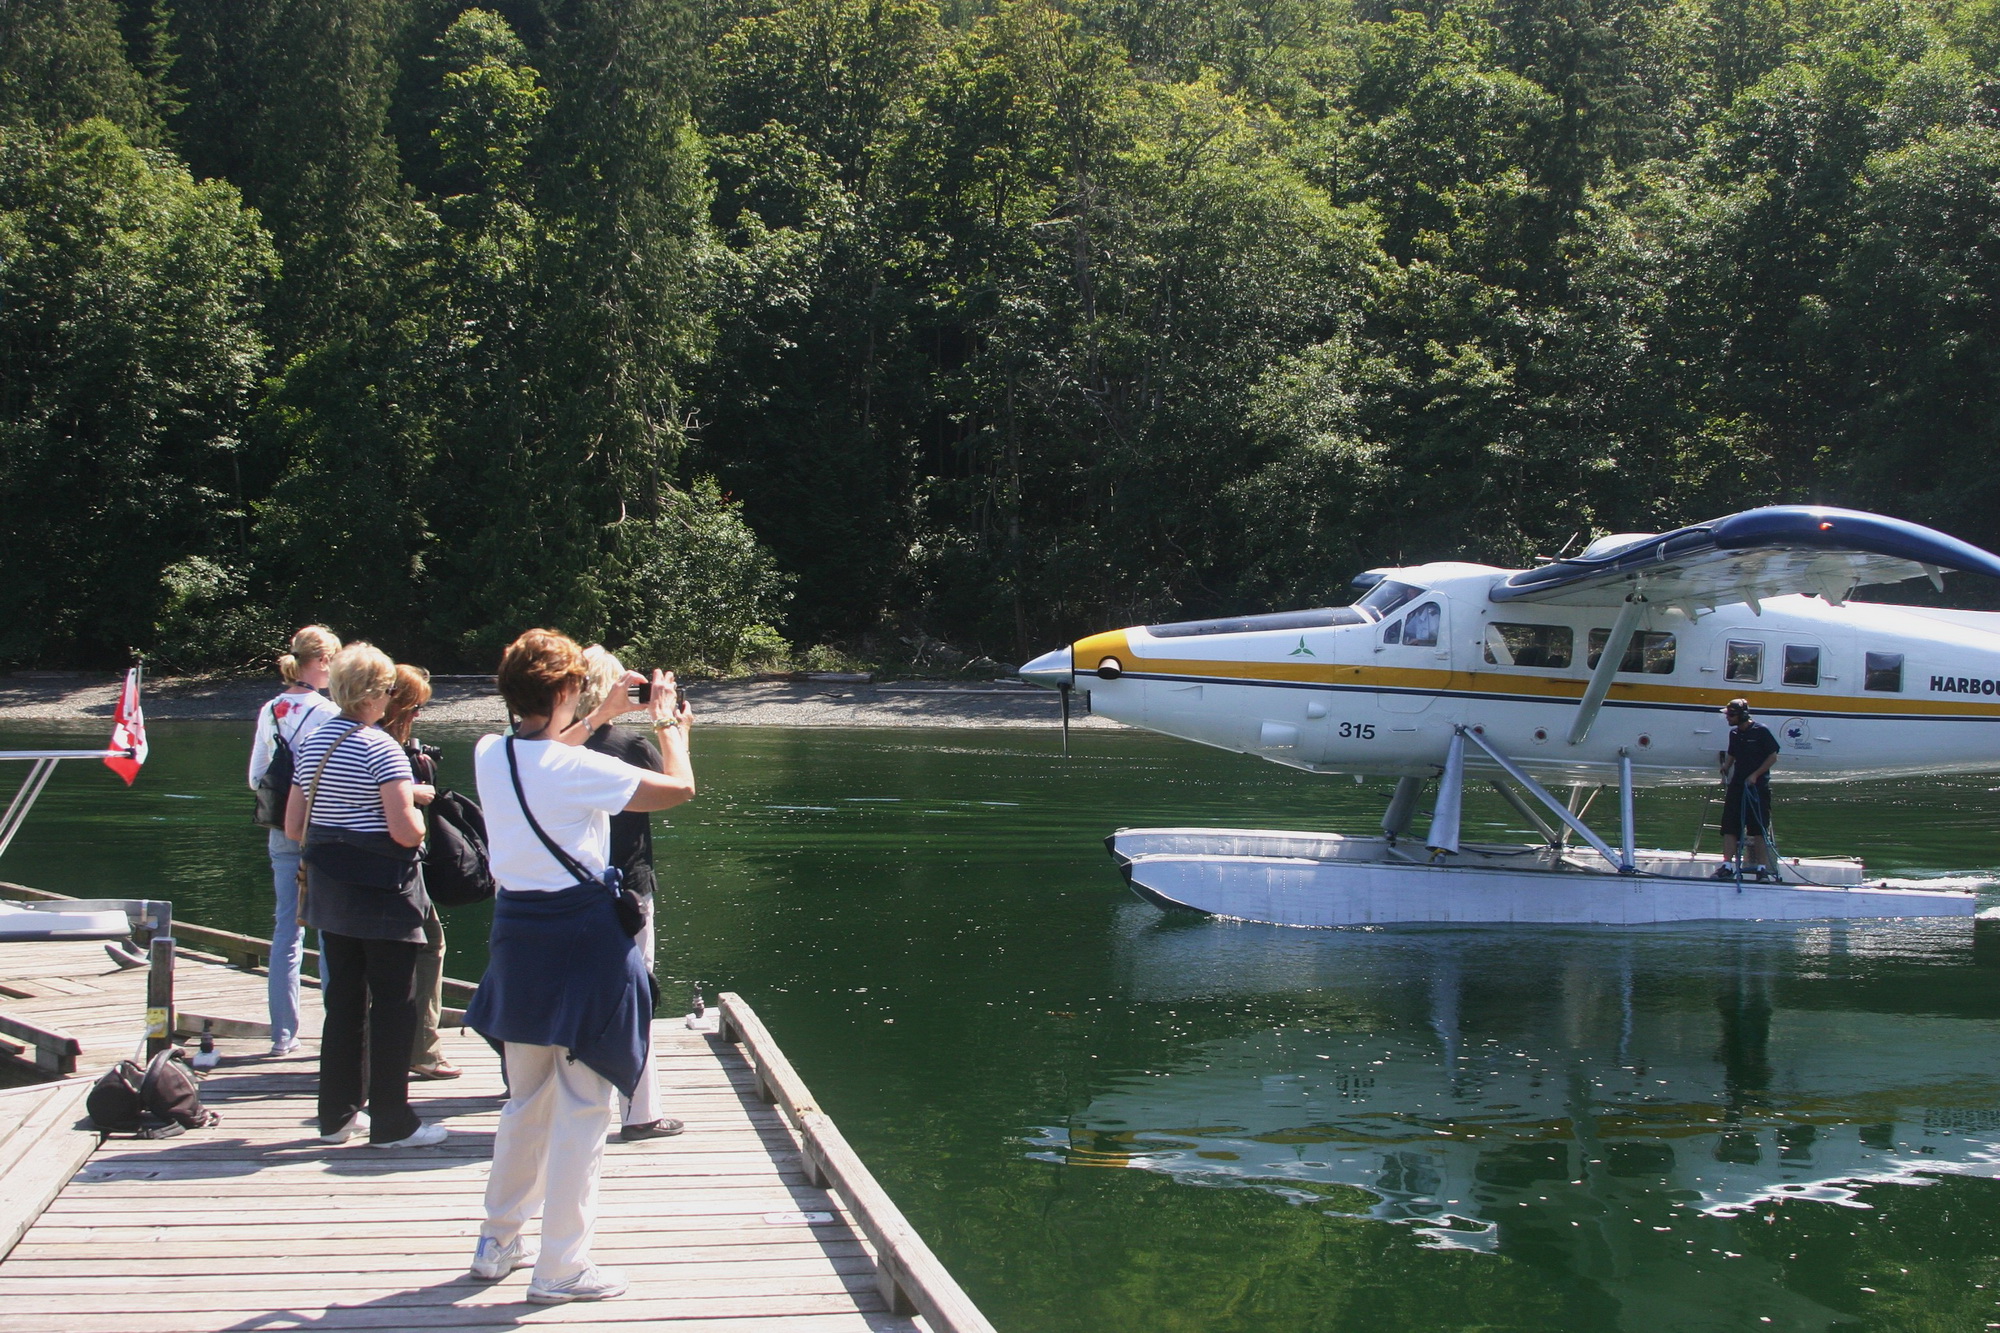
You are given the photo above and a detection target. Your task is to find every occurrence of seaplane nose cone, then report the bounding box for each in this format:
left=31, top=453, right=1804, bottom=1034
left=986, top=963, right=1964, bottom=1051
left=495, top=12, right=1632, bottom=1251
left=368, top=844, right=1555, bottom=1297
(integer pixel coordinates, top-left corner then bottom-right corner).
left=1018, top=646, right=1074, bottom=689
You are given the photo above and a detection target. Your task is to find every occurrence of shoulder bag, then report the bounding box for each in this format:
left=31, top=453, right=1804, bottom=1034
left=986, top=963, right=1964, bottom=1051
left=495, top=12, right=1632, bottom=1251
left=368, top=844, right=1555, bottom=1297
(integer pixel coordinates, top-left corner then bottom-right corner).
left=504, top=736, right=645, bottom=936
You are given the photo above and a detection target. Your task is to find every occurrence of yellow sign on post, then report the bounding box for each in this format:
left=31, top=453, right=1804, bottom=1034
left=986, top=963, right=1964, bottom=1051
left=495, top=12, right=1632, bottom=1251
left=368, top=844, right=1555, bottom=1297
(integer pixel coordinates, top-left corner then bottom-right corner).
left=146, top=1006, right=169, bottom=1041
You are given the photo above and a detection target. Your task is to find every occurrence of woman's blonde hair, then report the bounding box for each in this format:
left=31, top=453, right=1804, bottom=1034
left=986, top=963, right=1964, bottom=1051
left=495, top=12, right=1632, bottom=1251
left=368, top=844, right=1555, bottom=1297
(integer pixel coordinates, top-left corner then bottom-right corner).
left=382, top=664, right=433, bottom=745
left=277, top=625, right=341, bottom=684
left=576, top=645, right=625, bottom=718
left=328, top=642, right=397, bottom=713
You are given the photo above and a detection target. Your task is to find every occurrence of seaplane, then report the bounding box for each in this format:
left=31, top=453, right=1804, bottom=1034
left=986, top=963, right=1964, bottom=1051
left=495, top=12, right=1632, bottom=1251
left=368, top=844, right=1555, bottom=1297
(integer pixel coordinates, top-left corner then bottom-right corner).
left=1018, top=506, right=2000, bottom=926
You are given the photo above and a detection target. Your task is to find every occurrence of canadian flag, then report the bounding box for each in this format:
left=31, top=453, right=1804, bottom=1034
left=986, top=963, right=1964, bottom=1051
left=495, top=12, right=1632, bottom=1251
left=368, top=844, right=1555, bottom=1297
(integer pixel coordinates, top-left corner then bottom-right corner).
left=103, top=666, right=148, bottom=787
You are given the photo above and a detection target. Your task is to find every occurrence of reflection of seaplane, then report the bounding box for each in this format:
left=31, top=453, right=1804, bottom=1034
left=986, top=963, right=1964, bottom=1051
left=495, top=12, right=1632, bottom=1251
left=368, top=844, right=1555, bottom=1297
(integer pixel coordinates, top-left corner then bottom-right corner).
left=1019, top=507, right=2000, bottom=923
left=1040, top=910, right=2000, bottom=1322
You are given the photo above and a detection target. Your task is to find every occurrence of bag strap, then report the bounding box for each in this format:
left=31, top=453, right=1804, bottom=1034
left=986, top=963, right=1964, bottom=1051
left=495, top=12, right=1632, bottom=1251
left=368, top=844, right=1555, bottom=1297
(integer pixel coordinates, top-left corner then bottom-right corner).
left=299, top=720, right=365, bottom=847
left=505, top=735, right=600, bottom=890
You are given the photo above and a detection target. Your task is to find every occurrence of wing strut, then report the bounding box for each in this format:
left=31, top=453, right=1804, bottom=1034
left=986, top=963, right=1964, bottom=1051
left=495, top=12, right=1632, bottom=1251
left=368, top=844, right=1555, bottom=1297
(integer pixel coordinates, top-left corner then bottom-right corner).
left=1568, top=595, right=1646, bottom=746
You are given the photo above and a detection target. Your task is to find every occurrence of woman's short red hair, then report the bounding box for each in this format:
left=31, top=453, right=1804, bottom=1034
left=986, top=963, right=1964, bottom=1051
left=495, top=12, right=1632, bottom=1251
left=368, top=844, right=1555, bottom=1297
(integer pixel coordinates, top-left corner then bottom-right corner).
left=497, top=629, right=586, bottom=719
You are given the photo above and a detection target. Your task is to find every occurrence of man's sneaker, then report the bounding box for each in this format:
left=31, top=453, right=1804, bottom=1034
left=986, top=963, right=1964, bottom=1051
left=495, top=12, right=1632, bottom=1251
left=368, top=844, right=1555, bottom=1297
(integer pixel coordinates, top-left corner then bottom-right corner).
left=470, top=1234, right=539, bottom=1280
left=527, top=1265, right=628, bottom=1304
left=369, top=1121, right=448, bottom=1149
left=268, top=1037, right=300, bottom=1058
left=319, top=1110, right=369, bottom=1144
left=1712, top=865, right=1739, bottom=880
left=619, top=1118, right=684, bottom=1142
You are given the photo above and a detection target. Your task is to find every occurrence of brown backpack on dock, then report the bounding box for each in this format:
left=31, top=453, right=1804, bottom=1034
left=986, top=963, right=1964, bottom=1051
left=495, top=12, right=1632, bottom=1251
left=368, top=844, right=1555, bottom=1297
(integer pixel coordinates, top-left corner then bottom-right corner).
left=86, top=1050, right=221, bottom=1138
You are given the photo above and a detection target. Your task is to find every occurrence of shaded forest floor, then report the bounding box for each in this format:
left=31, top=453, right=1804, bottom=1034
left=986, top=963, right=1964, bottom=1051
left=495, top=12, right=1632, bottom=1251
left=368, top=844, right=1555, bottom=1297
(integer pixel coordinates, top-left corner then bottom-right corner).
left=0, top=673, right=1121, bottom=731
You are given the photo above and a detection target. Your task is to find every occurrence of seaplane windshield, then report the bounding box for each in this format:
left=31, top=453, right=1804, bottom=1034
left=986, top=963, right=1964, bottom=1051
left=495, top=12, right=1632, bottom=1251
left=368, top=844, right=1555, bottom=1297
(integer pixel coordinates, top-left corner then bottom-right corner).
left=1146, top=579, right=1431, bottom=638
left=1354, top=579, right=1426, bottom=621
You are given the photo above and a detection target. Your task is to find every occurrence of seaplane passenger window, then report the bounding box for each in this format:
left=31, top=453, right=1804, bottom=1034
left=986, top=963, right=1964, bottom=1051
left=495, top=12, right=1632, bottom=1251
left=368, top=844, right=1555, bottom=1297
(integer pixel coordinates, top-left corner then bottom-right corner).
left=1402, top=602, right=1440, bottom=647
left=1725, top=641, right=1763, bottom=683
left=1783, top=644, right=1821, bottom=687
left=1865, top=651, right=1904, bottom=692
left=1586, top=629, right=1677, bottom=674
left=1484, top=623, right=1573, bottom=668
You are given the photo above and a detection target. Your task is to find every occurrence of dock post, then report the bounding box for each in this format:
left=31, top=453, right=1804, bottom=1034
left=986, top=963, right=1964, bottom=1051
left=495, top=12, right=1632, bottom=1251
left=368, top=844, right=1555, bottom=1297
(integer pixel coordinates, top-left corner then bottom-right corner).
left=145, top=935, right=175, bottom=1058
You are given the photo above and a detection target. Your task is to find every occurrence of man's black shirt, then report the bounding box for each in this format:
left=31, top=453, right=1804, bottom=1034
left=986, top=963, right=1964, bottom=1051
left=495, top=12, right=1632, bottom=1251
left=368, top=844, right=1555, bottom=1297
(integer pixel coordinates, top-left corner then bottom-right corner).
left=584, top=724, right=663, bottom=897
left=1726, top=721, right=1780, bottom=790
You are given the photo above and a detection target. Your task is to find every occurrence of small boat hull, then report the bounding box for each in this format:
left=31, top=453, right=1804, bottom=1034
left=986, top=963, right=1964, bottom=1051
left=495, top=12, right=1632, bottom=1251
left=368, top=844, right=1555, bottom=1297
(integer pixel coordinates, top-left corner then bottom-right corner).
left=1108, top=828, right=1978, bottom=926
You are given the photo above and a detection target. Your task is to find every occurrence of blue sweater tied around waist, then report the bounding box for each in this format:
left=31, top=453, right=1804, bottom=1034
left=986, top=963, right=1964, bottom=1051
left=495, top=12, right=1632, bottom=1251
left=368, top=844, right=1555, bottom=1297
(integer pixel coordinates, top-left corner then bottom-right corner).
left=464, top=882, right=654, bottom=1098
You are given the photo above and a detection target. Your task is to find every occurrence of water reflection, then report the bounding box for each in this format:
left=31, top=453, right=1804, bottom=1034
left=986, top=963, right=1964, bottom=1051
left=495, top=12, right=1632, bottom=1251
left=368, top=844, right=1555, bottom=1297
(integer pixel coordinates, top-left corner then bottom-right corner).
left=1033, top=908, right=2000, bottom=1268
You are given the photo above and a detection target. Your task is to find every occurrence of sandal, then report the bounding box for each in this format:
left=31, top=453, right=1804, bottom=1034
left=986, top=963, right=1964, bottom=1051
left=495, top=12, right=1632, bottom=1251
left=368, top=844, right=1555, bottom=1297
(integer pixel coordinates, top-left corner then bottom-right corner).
left=410, top=1060, right=463, bottom=1080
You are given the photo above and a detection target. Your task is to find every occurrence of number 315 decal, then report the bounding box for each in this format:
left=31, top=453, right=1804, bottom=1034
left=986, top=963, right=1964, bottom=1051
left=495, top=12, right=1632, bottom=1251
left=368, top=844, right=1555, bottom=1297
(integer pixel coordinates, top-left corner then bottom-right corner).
left=1337, top=722, right=1376, bottom=739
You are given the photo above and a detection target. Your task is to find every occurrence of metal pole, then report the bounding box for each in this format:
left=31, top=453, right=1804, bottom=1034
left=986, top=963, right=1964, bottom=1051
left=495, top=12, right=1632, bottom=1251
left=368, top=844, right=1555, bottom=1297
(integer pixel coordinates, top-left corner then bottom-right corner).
left=0, top=758, right=59, bottom=860
left=1456, top=726, right=1625, bottom=868
left=1489, top=779, right=1561, bottom=846
left=1568, top=596, right=1646, bottom=745
left=1617, top=750, right=1637, bottom=873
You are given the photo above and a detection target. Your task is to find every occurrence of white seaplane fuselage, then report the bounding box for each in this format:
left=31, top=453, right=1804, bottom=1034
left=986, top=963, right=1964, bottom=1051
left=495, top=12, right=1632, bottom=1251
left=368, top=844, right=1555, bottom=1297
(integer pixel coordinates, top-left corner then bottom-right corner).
left=1069, top=565, right=2000, bottom=787
left=1021, top=514, right=2000, bottom=926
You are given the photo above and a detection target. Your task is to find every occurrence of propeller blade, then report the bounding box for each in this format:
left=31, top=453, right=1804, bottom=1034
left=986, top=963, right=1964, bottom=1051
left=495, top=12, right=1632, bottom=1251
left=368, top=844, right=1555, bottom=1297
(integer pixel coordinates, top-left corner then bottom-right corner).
left=1059, top=682, right=1071, bottom=757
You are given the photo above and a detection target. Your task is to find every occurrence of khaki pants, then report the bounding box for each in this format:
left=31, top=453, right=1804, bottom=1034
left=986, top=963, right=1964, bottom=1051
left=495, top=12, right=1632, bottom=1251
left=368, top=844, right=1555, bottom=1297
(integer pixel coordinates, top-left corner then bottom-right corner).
left=410, top=908, right=445, bottom=1069
left=481, top=1042, right=615, bottom=1284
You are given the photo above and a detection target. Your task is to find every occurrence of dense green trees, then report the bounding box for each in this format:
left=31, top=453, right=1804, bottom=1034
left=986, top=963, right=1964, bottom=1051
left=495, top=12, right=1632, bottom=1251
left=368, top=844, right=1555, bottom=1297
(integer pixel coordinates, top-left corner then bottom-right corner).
left=2, top=0, right=1998, bottom=670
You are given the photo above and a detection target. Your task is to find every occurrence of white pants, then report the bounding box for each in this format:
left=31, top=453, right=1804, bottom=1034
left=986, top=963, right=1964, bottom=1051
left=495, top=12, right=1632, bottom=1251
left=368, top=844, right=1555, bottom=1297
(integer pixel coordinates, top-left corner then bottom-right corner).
left=619, top=902, right=661, bottom=1127
left=482, top=1042, right=614, bottom=1283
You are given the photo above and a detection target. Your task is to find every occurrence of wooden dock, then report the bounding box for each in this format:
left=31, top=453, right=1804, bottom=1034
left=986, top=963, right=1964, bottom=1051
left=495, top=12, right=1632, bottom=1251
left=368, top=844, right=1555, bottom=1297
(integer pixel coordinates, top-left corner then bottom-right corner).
left=0, top=930, right=991, bottom=1332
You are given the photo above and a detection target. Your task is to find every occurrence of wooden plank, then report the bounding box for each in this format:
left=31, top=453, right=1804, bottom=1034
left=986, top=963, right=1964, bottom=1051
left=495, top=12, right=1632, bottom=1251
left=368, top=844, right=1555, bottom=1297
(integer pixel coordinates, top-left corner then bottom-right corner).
left=0, top=1013, right=80, bottom=1075
left=720, top=992, right=995, bottom=1333
left=0, top=1080, right=95, bottom=1261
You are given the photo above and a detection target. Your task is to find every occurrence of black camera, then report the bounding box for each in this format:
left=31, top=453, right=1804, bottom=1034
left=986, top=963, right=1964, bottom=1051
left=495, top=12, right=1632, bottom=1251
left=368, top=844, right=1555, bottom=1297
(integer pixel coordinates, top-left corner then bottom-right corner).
left=628, top=681, right=653, bottom=704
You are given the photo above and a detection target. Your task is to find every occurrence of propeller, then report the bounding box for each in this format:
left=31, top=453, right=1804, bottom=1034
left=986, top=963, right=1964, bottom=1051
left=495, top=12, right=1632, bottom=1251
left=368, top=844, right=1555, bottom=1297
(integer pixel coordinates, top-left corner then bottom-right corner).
left=1059, top=681, right=1071, bottom=757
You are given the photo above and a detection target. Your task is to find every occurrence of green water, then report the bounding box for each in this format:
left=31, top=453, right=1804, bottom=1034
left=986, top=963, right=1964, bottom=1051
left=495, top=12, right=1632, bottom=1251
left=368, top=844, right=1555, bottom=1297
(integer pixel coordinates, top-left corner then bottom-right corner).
left=5, top=719, right=2000, bottom=1332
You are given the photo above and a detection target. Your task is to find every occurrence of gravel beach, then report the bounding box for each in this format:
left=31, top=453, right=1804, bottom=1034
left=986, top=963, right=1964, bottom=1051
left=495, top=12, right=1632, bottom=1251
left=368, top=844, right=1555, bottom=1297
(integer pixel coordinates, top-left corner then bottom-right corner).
left=0, top=671, right=1119, bottom=731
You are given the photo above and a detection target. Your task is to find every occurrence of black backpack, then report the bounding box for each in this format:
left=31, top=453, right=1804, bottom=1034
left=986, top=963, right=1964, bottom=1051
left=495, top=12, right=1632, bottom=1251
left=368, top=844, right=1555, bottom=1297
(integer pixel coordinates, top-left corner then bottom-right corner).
left=253, top=703, right=296, bottom=829
left=86, top=1050, right=220, bottom=1138
left=425, top=789, right=496, bottom=908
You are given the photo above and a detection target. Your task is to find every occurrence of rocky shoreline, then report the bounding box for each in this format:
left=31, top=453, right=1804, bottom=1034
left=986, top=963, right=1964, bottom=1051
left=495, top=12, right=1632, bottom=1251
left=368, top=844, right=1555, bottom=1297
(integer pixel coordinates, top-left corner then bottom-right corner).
left=0, top=671, right=1118, bottom=732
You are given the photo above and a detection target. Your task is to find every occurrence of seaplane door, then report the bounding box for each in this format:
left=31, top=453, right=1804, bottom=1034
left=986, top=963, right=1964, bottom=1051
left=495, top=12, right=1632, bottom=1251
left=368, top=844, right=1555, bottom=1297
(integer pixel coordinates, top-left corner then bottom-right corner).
left=1373, top=596, right=1449, bottom=714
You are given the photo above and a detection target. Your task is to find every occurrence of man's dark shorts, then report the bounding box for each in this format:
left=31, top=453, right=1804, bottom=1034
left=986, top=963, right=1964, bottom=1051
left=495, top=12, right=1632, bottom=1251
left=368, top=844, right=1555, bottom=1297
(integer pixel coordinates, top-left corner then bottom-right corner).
left=1721, top=781, right=1768, bottom=837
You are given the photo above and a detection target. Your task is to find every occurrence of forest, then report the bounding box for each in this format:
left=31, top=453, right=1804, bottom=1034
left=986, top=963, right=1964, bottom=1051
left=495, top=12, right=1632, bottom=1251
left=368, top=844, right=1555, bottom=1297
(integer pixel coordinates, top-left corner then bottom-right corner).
left=2, top=0, right=1998, bottom=672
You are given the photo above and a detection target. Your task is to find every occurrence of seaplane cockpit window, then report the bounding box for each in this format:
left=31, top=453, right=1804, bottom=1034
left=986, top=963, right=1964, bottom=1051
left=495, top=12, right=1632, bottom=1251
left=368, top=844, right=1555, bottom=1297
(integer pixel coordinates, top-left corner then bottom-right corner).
left=1726, top=641, right=1763, bottom=684
left=1783, top=644, right=1821, bottom=687
left=1865, top=651, right=1904, bottom=692
left=1484, top=623, right=1573, bottom=668
left=1355, top=579, right=1425, bottom=621
left=1401, top=602, right=1441, bottom=647
left=1586, top=629, right=1677, bottom=674
left=1382, top=618, right=1401, bottom=645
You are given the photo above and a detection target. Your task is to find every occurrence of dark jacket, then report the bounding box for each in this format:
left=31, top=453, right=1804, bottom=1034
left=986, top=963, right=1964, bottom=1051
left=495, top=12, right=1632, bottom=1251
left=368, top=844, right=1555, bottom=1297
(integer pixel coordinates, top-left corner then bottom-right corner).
left=464, top=881, right=654, bottom=1097
left=583, top=724, right=662, bottom=898
left=301, top=826, right=428, bottom=943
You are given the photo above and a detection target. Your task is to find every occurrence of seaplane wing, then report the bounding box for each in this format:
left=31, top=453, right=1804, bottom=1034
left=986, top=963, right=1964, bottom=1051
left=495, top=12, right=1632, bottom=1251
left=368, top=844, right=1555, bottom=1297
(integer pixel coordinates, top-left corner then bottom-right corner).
left=1491, top=506, right=2000, bottom=611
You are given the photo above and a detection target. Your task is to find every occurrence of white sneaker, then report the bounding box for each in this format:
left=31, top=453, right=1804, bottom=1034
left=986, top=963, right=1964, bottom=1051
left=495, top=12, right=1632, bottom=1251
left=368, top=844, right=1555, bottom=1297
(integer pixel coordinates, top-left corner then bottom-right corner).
left=319, top=1110, right=369, bottom=1144
left=267, top=1037, right=300, bottom=1058
left=369, top=1121, right=448, bottom=1149
left=470, top=1234, right=539, bottom=1279
left=526, top=1265, right=628, bottom=1304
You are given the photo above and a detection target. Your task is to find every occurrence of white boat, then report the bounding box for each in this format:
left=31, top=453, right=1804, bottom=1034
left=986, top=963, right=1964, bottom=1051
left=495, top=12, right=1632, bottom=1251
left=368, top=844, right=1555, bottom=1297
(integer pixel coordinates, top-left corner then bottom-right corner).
left=1109, top=826, right=1977, bottom=926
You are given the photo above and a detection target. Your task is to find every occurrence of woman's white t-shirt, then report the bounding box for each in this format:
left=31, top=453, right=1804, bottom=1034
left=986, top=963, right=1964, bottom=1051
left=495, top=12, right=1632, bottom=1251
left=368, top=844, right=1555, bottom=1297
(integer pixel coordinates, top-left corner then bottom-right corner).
left=473, top=734, right=643, bottom=892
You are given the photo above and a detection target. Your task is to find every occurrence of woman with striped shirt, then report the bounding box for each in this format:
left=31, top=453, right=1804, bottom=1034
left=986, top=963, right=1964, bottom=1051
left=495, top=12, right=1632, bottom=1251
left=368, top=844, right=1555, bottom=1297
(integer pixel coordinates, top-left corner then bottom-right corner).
left=284, top=642, right=443, bottom=1150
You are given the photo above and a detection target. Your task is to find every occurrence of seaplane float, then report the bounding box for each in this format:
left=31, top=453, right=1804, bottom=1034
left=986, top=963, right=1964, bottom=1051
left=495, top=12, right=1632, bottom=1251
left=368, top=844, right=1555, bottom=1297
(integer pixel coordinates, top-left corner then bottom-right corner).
left=1018, top=506, right=2000, bottom=926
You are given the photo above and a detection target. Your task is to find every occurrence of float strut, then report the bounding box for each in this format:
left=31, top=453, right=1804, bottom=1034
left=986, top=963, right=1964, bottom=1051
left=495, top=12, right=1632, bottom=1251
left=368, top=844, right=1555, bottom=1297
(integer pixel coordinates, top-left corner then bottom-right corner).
left=1425, top=731, right=1466, bottom=856
left=1617, top=751, right=1637, bottom=874
left=1381, top=776, right=1424, bottom=843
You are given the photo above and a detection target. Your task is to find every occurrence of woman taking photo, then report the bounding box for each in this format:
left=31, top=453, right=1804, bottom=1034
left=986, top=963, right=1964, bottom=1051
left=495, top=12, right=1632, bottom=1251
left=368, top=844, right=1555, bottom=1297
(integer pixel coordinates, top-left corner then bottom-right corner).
left=247, top=624, right=341, bottom=1058
left=381, top=664, right=461, bottom=1081
left=466, top=629, right=693, bottom=1304
left=577, top=646, right=675, bottom=1141
left=285, top=642, right=445, bottom=1150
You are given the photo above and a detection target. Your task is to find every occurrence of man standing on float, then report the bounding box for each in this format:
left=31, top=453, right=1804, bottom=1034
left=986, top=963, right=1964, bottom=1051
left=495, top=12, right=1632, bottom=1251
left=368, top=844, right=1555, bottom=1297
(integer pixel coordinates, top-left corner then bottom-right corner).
left=1716, top=698, right=1781, bottom=877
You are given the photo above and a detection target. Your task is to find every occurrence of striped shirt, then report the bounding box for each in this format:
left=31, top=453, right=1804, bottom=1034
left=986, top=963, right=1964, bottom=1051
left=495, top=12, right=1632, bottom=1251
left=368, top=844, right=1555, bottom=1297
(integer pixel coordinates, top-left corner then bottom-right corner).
left=290, top=719, right=412, bottom=833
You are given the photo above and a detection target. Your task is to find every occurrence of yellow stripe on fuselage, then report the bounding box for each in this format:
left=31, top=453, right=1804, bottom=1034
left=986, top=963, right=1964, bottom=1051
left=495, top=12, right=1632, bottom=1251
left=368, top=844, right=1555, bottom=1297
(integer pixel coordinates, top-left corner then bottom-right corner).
left=1070, top=629, right=2000, bottom=720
